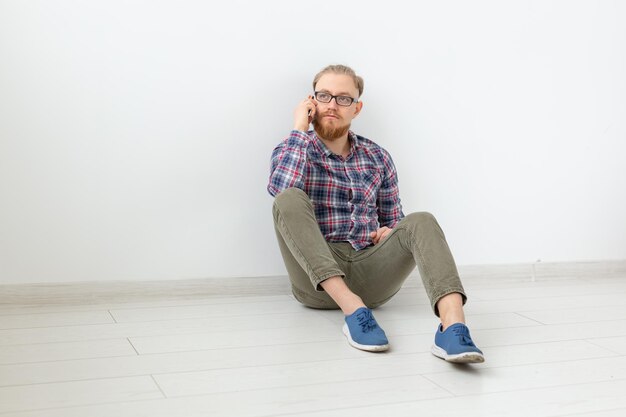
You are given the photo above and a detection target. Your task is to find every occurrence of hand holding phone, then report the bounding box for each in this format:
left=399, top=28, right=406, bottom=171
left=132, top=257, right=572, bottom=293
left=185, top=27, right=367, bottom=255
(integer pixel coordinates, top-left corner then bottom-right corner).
left=294, top=95, right=317, bottom=132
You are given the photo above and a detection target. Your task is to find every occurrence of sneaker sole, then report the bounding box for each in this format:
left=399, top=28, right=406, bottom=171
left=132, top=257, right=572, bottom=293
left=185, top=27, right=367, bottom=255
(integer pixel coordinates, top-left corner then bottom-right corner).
left=342, top=323, right=389, bottom=352
left=431, top=344, right=485, bottom=363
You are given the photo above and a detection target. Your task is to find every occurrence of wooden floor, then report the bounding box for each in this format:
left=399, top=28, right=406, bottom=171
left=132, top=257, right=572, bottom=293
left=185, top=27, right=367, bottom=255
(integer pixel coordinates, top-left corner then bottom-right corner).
left=1, top=262, right=626, bottom=416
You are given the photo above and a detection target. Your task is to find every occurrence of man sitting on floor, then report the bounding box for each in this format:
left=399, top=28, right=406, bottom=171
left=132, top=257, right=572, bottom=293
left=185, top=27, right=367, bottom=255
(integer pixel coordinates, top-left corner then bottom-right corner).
left=267, top=64, right=484, bottom=363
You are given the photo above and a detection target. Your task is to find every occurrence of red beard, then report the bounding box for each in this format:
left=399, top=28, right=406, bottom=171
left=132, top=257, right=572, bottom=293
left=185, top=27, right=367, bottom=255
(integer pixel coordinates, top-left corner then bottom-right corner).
left=312, top=113, right=350, bottom=140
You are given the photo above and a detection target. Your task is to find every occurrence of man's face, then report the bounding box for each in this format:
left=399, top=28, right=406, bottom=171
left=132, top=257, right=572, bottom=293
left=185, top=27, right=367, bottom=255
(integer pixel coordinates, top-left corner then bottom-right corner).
left=312, top=73, right=363, bottom=141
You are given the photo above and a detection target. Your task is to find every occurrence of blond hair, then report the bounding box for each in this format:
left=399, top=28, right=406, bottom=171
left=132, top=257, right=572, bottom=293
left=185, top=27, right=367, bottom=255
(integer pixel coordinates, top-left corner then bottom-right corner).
left=312, top=64, right=364, bottom=98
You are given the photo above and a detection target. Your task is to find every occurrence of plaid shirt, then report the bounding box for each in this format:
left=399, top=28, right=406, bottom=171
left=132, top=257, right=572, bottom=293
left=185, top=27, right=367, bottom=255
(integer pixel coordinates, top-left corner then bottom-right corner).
left=268, top=129, right=404, bottom=250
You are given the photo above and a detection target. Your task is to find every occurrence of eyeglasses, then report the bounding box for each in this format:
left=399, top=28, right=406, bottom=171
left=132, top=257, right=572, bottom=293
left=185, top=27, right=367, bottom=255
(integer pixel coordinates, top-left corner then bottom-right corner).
left=314, top=91, right=358, bottom=107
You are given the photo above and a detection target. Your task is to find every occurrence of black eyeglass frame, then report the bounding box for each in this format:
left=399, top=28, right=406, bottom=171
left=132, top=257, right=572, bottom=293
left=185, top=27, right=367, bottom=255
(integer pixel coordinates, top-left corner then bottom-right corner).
left=313, top=91, right=359, bottom=106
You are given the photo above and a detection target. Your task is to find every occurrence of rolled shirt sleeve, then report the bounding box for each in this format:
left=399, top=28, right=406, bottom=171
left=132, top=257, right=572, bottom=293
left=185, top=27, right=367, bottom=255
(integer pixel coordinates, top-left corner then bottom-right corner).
left=267, top=130, right=310, bottom=197
left=377, top=150, right=404, bottom=228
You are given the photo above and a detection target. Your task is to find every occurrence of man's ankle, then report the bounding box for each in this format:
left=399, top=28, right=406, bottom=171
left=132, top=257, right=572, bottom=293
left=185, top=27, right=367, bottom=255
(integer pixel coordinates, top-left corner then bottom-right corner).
left=440, top=320, right=465, bottom=332
left=319, top=276, right=366, bottom=315
left=342, top=299, right=367, bottom=316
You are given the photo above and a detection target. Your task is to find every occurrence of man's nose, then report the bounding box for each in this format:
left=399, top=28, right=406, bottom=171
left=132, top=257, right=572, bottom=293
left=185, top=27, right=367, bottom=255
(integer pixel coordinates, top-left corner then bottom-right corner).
left=326, top=97, right=339, bottom=109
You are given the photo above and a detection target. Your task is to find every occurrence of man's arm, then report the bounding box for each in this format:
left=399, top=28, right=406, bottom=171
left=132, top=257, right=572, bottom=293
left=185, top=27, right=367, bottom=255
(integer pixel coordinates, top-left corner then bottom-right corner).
left=267, top=130, right=310, bottom=196
left=369, top=151, right=403, bottom=245
left=267, top=96, right=318, bottom=197
left=377, top=150, right=404, bottom=228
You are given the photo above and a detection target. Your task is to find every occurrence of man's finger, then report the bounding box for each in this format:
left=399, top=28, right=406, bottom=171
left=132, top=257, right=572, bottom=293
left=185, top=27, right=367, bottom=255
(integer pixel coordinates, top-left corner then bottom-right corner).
left=371, top=227, right=392, bottom=244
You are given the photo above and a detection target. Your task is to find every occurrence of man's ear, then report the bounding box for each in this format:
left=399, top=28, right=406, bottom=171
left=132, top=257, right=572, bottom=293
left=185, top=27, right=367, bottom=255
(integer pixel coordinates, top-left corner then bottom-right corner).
left=353, top=101, right=363, bottom=118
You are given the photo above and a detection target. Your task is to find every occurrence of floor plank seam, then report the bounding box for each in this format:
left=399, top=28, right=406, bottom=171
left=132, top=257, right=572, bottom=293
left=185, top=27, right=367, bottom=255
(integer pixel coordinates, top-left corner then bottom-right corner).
left=150, top=374, right=168, bottom=399
left=108, top=310, right=118, bottom=323
left=448, top=374, right=626, bottom=399
left=130, top=372, right=456, bottom=401
left=0, top=373, right=166, bottom=389
left=511, top=311, right=548, bottom=325
left=0, top=353, right=138, bottom=368
left=581, top=339, right=625, bottom=356
left=127, top=337, right=140, bottom=356
left=416, top=373, right=460, bottom=397
left=105, top=298, right=299, bottom=312
left=422, top=355, right=625, bottom=376
left=0, top=397, right=167, bottom=416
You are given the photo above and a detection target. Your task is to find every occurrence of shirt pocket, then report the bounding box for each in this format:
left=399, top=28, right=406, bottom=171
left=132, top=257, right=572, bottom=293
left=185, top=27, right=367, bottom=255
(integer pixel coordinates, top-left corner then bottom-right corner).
left=359, top=171, right=382, bottom=206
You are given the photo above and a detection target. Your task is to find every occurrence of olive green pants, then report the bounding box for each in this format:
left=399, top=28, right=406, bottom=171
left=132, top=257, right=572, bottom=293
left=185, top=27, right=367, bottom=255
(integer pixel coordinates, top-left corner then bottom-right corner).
left=272, top=188, right=467, bottom=316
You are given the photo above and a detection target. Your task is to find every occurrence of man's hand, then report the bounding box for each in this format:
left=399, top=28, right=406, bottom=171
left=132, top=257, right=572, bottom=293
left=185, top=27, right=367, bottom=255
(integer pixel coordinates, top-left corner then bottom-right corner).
left=370, top=227, right=392, bottom=245
left=294, top=95, right=317, bottom=132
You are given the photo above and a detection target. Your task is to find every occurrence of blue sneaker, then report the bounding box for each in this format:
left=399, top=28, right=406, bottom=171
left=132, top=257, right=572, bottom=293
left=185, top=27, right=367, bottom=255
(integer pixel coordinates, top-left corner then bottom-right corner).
left=432, top=323, right=484, bottom=363
left=342, top=307, right=389, bottom=352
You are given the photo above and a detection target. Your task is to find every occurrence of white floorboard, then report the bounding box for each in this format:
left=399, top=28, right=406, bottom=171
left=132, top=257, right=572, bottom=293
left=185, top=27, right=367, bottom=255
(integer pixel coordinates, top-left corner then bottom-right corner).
left=0, top=376, right=163, bottom=414
left=0, top=338, right=136, bottom=365
left=0, top=310, right=115, bottom=330
left=0, top=261, right=625, bottom=416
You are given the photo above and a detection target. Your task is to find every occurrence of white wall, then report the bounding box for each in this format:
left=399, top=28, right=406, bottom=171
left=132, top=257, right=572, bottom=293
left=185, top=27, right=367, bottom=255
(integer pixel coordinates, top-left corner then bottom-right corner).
left=1, top=0, right=624, bottom=284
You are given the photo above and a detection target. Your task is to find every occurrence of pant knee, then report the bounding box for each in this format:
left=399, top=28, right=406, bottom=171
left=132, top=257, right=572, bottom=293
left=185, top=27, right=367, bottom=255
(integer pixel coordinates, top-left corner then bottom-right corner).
left=272, top=187, right=309, bottom=219
left=404, top=211, right=438, bottom=230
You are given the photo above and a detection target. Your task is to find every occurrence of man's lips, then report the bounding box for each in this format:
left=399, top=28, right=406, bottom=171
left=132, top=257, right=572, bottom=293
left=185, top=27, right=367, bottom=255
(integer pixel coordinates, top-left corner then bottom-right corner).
left=323, top=114, right=339, bottom=119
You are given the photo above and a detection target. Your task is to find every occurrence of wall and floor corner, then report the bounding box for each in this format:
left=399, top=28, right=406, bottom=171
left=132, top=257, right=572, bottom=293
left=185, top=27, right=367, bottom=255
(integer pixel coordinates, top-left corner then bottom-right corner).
left=1, top=1, right=625, bottom=285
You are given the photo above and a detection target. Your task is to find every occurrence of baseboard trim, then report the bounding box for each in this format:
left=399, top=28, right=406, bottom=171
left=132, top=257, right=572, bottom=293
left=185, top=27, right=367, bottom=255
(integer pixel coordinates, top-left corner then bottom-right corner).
left=1, top=259, right=624, bottom=306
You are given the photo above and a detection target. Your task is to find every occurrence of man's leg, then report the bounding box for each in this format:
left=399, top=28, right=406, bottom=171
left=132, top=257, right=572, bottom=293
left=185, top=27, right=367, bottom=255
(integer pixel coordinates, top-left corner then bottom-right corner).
left=349, top=212, right=466, bottom=315
left=318, top=276, right=365, bottom=315
left=272, top=188, right=369, bottom=312
left=272, top=188, right=388, bottom=351
left=272, top=188, right=345, bottom=309
left=348, top=211, right=484, bottom=362
left=436, top=293, right=465, bottom=331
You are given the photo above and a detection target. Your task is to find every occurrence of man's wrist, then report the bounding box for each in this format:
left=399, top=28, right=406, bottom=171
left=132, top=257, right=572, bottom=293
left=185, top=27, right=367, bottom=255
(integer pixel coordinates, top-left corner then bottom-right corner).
left=294, top=124, right=309, bottom=132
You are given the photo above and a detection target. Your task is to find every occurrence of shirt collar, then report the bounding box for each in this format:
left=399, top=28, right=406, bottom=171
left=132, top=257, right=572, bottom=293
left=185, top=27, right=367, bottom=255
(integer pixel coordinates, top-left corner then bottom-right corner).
left=312, top=130, right=360, bottom=158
